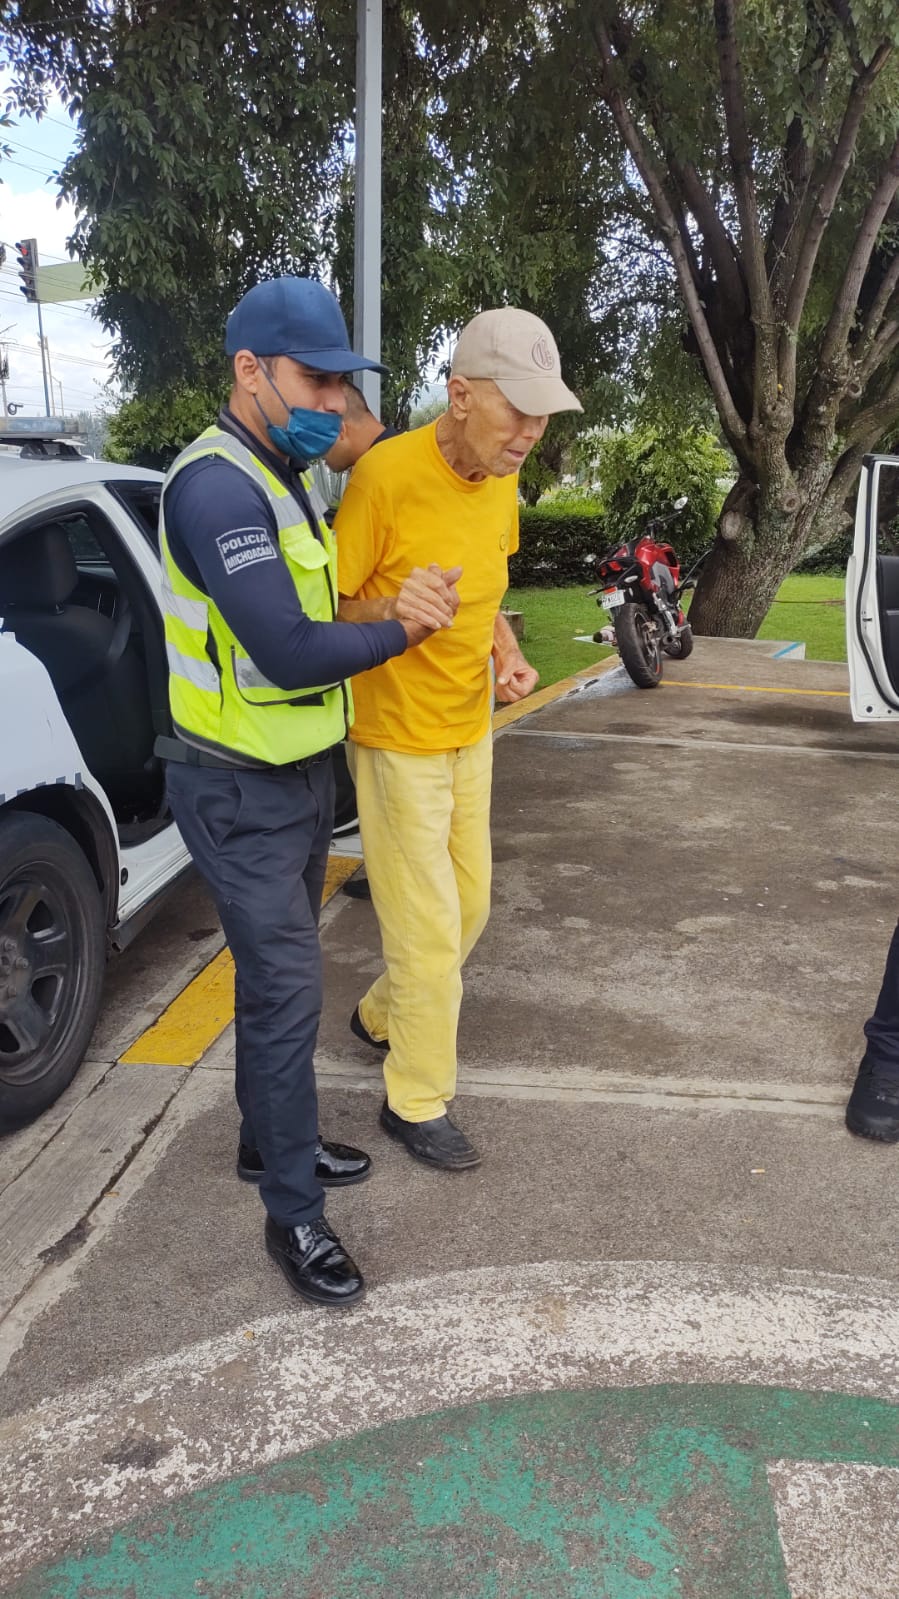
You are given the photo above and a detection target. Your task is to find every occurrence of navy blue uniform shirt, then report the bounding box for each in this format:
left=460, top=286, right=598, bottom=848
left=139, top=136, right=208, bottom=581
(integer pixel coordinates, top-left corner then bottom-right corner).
left=163, top=408, right=406, bottom=692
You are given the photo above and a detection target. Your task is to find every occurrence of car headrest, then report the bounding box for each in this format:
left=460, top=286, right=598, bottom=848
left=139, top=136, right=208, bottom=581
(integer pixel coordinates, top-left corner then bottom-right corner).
left=0, top=524, right=78, bottom=609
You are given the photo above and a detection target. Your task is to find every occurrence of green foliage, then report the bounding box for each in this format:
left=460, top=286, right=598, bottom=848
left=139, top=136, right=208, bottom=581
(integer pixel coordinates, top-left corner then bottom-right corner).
left=104, top=382, right=226, bottom=469
left=795, top=528, right=854, bottom=575
left=511, top=506, right=604, bottom=587
left=597, top=427, right=732, bottom=564
left=408, top=397, right=445, bottom=430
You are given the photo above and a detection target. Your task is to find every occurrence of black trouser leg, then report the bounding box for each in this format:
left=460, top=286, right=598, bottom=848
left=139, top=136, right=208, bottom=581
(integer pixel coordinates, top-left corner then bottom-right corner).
left=862, top=916, right=899, bottom=1078
left=233, top=802, right=330, bottom=1149
left=166, top=757, right=335, bottom=1227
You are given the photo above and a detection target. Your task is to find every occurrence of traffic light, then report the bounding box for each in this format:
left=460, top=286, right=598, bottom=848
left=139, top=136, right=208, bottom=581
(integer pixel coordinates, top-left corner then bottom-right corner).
left=15, top=238, right=38, bottom=302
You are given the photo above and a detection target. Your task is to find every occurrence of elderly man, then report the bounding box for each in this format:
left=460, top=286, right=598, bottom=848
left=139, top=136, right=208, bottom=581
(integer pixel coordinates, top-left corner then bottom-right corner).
left=335, top=307, right=581, bottom=1170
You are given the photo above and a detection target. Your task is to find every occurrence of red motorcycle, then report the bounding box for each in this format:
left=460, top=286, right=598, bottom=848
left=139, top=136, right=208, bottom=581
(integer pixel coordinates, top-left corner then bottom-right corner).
left=591, top=497, right=695, bottom=688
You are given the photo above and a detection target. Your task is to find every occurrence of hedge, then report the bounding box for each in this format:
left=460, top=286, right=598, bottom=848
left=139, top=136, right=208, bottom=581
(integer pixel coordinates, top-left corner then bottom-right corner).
left=511, top=508, right=605, bottom=586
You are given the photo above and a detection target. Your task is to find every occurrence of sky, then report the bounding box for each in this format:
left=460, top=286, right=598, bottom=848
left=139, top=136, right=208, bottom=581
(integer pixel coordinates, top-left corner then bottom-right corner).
left=0, top=87, right=115, bottom=419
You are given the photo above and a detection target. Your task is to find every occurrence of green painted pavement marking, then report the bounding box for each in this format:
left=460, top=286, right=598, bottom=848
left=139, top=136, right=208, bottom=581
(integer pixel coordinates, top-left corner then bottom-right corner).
left=9, top=1384, right=899, bottom=1599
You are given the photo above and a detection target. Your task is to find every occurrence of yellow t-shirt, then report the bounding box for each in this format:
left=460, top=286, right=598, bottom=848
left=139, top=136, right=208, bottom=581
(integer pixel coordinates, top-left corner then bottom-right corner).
left=335, top=421, right=519, bottom=753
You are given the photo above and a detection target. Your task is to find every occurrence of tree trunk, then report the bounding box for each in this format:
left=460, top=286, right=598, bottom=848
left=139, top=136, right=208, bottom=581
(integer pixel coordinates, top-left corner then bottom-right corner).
left=689, top=470, right=826, bottom=637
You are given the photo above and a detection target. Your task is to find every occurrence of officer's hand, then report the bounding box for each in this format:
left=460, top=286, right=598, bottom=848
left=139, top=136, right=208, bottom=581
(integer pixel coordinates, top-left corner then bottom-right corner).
left=395, top=565, right=462, bottom=644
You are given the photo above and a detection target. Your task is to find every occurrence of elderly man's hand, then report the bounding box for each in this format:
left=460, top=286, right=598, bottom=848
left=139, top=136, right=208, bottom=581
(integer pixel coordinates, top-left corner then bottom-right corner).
left=395, top=565, right=462, bottom=646
left=493, top=646, right=539, bottom=703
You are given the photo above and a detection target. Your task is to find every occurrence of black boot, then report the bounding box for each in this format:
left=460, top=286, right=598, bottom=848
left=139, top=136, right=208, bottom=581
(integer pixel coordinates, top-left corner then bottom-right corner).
left=237, top=1138, right=371, bottom=1186
left=265, top=1216, right=365, bottom=1306
left=846, top=1058, right=899, bottom=1142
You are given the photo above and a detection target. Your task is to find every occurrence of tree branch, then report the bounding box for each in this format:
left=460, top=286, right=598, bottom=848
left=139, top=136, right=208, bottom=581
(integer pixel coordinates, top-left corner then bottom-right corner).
left=669, top=156, right=747, bottom=324
left=858, top=318, right=899, bottom=388
left=844, top=365, right=899, bottom=449
left=713, top=0, right=772, bottom=334
left=818, top=131, right=899, bottom=371
left=856, top=250, right=899, bottom=354
left=592, top=15, right=750, bottom=464
left=784, top=42, right=892, bottom=340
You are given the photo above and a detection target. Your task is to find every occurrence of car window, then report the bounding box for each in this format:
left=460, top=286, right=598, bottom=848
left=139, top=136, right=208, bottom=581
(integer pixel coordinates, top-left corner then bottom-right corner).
left=63, top=513, right=107, bottom=566
left=111, top=482, right=161, bottom=552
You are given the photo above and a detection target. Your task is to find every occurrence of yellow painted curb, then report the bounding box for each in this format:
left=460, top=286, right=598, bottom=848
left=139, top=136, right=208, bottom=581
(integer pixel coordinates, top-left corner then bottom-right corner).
left=119, top=853, right=363, bottom=1067
left=493, top=654, right=616, bottom=731
left=661, top=679, right=849, bottom=699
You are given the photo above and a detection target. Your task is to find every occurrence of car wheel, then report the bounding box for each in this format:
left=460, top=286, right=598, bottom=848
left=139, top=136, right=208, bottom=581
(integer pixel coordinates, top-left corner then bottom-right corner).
left=0, top=812, right=105, bottom=1132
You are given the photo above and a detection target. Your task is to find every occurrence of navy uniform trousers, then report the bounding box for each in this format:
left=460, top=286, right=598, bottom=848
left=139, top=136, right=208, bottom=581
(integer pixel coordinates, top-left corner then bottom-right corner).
left=863, top=915, right=899, bottom=1078
left=165, top=754, right=334, bottom=1228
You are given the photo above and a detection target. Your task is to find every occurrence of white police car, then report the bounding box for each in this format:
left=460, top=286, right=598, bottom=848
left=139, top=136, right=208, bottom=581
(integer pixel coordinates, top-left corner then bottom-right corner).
left=0, top=456, right=193, bottom=1131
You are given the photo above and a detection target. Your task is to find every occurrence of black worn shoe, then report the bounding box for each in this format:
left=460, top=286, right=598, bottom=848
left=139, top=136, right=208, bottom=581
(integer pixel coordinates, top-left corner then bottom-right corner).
left=265, top=1216, right=365, bottom=1307
left=350, top=1005, right=389, bottom=1052
left=379, top=1098, right=481, bottom=1170
left=846, top=1060, right=899, bottom=1142
left=342, top=874, right=372, bottom=900
left=237, top=1138, right=372, bottom=1187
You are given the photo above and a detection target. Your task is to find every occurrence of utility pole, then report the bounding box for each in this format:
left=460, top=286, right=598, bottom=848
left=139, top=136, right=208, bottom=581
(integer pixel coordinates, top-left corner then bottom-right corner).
left=53, top=375, right=64, bottom=418
left=353, top=0, right=382, bottom=414
left=0, top=349, right=9, bottom=418
left=42, top=333, right=56, bottom=418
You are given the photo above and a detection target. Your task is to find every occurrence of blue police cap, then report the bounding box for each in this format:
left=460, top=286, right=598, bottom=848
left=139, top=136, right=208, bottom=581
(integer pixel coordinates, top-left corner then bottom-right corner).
left=224, top=277, right=387, bottom=374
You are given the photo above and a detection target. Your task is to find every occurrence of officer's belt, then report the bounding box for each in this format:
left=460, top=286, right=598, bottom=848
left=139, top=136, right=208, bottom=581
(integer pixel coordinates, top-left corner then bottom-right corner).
left=154, top=735, right=333, bottom=773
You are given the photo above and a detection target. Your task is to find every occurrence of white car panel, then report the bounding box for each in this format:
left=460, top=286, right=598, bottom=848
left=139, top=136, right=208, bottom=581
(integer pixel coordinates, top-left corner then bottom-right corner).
left=0, top=632, right=116, bottom=823
left=847, top=455, right=899, bottom=722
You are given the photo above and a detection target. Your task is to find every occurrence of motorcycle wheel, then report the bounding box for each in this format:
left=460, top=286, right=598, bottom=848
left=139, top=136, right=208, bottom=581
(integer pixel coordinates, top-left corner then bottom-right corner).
left=662, top=623, right=694, bottom=660
left=615, top=602, right=663, bottom=688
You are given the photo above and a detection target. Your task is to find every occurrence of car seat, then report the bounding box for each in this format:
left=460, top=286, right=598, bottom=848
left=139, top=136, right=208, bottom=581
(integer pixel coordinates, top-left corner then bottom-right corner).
left=0, top=523, right=156, bottom=811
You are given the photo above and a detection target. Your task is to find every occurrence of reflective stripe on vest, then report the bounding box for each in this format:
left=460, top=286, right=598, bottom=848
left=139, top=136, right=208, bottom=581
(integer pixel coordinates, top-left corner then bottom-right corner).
left=159, top=426, right=351, bottom=765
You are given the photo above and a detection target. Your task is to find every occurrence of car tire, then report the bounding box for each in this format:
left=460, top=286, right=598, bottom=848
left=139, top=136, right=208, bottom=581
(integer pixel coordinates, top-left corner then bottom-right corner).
left=0, top=811, right=106, bottom=1132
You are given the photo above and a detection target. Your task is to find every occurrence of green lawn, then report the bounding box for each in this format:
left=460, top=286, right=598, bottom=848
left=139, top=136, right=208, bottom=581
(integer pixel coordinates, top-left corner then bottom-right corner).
left=505, top=573, right=846, bottom=690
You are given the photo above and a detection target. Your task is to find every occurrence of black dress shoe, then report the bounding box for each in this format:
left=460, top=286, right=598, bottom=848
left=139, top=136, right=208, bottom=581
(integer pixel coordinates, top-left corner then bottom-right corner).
left=237, top=1138, right=372, bottom=1186
left=350, top=1005, right=389, bottom=1052
left=379, top=1098, right=481, bottom=1170
left=846, top=1059, right=899, bottom=1142
left=342, top=874, right=372, bottom=900
left=265, top=1216, right=365, bottom=1306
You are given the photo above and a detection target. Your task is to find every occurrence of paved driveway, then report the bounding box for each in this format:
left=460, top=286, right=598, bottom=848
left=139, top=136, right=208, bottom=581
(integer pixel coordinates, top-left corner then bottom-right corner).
left=2, top=638, right=899, bottom=1597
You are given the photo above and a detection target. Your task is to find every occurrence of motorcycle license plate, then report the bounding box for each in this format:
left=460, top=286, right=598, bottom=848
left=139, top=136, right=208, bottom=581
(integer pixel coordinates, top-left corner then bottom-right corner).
left=602, top=588, right=626, bottom=609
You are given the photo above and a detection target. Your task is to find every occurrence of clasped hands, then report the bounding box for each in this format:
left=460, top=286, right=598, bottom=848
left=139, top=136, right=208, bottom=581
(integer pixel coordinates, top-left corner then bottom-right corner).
left=394, top=564, right=463, bottom=646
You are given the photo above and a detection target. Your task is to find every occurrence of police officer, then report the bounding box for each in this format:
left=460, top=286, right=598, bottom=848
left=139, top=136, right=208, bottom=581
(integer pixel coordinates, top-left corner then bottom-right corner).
left=158, top=278, right=459, bottom=1307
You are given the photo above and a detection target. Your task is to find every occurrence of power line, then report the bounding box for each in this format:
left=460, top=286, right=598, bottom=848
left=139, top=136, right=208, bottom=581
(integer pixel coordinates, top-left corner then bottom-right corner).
left=4, top=133, right=73, bottom=163
left=0, top=155, right=59, bottom=180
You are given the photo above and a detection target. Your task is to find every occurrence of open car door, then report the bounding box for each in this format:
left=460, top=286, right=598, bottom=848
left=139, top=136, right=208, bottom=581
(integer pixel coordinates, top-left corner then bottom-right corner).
left=847, top=453, right=899, bottom=722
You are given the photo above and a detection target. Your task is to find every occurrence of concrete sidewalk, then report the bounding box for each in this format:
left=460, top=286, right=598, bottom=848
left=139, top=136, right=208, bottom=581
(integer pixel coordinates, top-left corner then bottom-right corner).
left=3, top=637, right=899, bottom=1598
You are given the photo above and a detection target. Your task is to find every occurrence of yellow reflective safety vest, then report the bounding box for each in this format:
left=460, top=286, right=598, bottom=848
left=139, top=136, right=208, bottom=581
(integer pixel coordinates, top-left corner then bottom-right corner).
left=159, top=426, right=350, bottom=765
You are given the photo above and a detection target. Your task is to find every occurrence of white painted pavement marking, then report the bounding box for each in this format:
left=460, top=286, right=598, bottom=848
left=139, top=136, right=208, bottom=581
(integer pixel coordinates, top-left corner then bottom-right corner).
left=3, top=1260, right=899, bottom=1580
left=769, top=1461, right=899, bottom=1599
left=508, top=727, right=899, bottom=762
left=311, top=1053, right=847, bottom=1118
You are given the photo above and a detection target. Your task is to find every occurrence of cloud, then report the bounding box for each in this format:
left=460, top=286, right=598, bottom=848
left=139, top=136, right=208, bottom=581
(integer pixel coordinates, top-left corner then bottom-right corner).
left=1, top=112, right=115, bottom=417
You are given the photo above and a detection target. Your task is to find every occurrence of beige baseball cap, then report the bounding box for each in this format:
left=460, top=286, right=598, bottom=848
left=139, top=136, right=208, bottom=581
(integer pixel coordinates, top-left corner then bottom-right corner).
left=451, top=307, right=583, bottom=416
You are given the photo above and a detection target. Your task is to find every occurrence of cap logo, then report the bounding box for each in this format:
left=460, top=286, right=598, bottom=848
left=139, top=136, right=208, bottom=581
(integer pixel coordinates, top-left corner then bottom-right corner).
left=531, top=336, right=555, bottom=371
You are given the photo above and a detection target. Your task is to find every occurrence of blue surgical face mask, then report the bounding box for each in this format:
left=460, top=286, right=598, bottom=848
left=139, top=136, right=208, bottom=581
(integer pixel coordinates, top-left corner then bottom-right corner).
left=255, top=368, right=343, bottom=465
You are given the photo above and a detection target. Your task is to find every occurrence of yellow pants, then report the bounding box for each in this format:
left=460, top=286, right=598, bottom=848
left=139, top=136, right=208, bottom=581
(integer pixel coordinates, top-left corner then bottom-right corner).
left=348, top=731, right=493, bottom=1121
